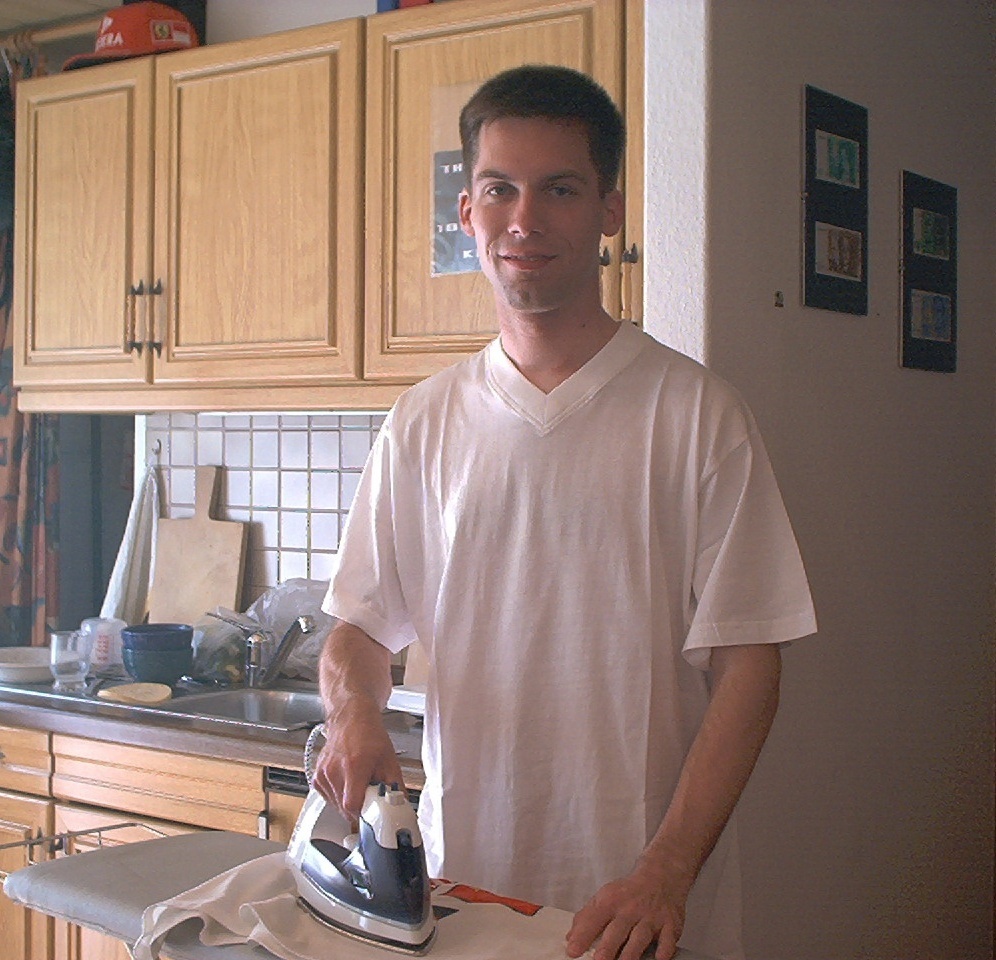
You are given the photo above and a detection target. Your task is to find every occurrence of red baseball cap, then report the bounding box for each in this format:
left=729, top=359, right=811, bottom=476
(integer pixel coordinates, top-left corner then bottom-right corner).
left=63, top=2, right=199, bottom=71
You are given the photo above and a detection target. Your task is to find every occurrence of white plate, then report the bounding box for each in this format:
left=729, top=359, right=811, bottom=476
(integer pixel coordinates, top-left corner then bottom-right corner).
left=0, top=647, right=52, bottom=683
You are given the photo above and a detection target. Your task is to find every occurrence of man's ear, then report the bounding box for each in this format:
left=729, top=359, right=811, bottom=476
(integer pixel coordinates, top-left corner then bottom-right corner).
left=458, top=190, right=475, bottom=238
left=600, top=188, right=625, bottom=238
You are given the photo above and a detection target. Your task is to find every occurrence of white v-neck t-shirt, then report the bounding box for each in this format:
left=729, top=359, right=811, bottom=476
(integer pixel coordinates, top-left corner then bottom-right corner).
left=324, top=321, right=816, bottom=960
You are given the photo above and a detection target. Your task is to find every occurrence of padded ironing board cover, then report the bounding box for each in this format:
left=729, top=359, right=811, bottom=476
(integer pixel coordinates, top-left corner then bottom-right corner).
left=3, top=831, right=282, bottom=960
left=4, top=831, right=718, bottom=960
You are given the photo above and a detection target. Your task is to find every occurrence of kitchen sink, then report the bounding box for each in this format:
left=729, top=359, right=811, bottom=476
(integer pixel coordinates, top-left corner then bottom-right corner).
left=162, top=686, right=326, bottom=731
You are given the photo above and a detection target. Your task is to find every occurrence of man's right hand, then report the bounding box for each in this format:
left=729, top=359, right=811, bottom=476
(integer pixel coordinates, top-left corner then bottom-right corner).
left=312, top=694, right=405, bottom=818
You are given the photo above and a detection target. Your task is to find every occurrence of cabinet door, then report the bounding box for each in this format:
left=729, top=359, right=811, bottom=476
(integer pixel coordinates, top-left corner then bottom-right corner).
left=263, top=790, right=305, bottom=846
left=51, top=804, right=197, bottom=960
left=13, top=60, right=154, bottom=389
left=364, top=0, right=625, bottom=380
left=0, top=789, right=53, bottom=960
left=151, top=20, right=363, bottom=387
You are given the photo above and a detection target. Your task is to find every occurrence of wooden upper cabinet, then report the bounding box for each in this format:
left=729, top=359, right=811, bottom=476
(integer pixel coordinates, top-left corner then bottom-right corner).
left=364, top=0, right=627, bottom=381
left=151, top=22, right=362, bottom=387
left=13, top=1, right=642, bottom=411
left=14, top=19, right=363, bottom=397
left=13, top=60, right=155, bottom=390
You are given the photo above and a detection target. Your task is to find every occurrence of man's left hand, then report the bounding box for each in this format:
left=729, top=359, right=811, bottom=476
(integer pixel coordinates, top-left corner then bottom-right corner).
left=564, top=862, right=685, bottom=960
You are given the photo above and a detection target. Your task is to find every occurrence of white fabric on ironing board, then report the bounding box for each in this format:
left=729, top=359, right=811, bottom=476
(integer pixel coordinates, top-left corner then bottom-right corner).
left=136, top=851, right=595, bottom=960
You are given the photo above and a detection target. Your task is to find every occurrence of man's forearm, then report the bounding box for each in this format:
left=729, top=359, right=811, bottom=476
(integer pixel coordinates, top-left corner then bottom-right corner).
left=566, top=643, right=782, bottom=960
left=640, top=643, right=782, bottom=895
left=319, top=620, right=394, bottom=717
left=315, top=620, right=403, bottom=814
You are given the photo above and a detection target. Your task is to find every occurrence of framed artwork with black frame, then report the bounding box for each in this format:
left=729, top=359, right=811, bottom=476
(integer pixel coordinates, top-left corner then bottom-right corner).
left=803, top=86, right=869, bottom=315
left=900, top=171, right=957, bottom=372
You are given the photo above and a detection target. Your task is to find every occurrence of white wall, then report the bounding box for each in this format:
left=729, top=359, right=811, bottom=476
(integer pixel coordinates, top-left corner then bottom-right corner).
left=646, top=1, right=995, bottom=957
left=205, top=0, right=376, bottom=43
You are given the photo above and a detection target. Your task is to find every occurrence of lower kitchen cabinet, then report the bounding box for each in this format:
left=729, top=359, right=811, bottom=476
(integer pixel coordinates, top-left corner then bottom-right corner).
left=0, top=717, right=318, bottom=960
left=51, top=803, right=199, bottom=960
left=44, top=735, right=267, bottom=960
left=51, top=735, right=266, bottom=834
left=0, top=789, right=54, bottom=960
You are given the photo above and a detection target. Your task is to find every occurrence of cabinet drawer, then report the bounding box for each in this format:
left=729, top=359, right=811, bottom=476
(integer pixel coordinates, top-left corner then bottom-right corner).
left=51, top=736, right=264, bottom=834
left=0, top=725, right=52, bottom=797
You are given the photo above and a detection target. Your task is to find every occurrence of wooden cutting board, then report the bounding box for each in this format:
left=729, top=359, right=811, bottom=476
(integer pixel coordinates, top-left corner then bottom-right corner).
left=146, top=466, right=247, bottom=625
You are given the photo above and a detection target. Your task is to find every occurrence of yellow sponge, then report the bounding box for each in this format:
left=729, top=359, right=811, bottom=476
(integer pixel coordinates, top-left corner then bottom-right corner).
left=97, top=682, right=173, bottom=705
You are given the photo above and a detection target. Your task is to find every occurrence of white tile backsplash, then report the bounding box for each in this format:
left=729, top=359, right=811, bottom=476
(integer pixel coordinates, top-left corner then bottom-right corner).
left=253, top=431, right=280, bottom=468
left=280, top=511, right=309, bottom=548
left=144, top=413, right=382, bottom=604
left=226, top=431, right=252, bottom=468
left=311, top=472, right=339, bottom=511
left=281, top=471, right=310, bottom=509
left=341, top=430, right=373, bottom=469
left=253, top=470, right=280, bottom=508
left=281, top=432, right=310, bottom=469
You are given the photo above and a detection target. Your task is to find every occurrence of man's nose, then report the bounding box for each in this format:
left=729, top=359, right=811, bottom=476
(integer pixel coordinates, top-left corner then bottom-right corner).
left=508, top=190, right=544, bottom=236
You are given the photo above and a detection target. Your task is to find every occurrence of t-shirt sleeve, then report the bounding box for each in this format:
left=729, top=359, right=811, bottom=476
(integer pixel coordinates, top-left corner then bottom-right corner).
left=683, top=407, right=817, bottom=669
left=321, top=416, right=418, bottom=655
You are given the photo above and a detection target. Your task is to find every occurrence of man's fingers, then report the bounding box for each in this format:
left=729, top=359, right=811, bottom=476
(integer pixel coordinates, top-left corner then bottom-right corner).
left=566, top=901, right=611, bottom=957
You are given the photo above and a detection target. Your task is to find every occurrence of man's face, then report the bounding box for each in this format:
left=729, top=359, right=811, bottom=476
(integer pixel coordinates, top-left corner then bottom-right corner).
left=458, top=117, right=623, bottom=320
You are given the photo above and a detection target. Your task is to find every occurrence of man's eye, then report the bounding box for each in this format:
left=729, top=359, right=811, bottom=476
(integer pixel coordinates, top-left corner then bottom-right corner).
left=550, top=185, right=577, bottom=197
left=484, top=183, right=511, bottom=197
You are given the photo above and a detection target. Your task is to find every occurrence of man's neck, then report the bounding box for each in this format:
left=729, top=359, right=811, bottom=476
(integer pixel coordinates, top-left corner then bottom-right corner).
left=498, top=308, right=619, bottom=394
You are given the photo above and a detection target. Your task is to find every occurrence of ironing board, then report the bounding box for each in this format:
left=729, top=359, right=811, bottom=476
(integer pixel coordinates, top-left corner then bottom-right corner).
left=4, top=832, right=719, bottom=960
left=3, top=831, right=283, bottom=960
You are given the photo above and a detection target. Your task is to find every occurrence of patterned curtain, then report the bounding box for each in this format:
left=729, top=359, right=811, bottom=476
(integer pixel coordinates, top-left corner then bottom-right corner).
left=0, top=37, right=59, bottom=647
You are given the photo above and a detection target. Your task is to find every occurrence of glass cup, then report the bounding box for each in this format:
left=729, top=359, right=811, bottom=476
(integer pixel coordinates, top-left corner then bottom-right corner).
left=50, top=630, right=94, bottom=692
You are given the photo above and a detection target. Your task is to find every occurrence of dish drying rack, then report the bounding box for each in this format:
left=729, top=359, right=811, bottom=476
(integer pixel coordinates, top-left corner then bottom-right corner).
left=0, top=820, right=167, bottom=880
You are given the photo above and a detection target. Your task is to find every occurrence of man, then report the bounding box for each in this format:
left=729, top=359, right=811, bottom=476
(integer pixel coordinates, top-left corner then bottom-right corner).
left=316, top=65, right=816, bottom=960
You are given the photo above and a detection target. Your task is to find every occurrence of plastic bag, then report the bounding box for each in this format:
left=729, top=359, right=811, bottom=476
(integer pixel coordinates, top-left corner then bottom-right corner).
left=192, top=615, right=247, bottom=683
left=244, top=578, right=336, bottom=681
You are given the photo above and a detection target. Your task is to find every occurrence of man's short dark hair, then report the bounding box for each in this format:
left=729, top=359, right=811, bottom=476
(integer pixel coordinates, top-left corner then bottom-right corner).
left=459, top=64, right=625, bottom=196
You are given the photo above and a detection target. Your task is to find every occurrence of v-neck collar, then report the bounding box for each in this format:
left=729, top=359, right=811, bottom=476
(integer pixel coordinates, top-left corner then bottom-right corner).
left=484, top=321, right=644, bottom=433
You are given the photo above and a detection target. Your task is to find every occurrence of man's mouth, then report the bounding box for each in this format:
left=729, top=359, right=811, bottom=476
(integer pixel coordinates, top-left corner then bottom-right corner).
left=498, top=253, right=555, bottom=269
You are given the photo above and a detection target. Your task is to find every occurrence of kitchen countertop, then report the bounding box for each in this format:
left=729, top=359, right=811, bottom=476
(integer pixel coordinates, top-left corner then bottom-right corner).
left=0, top=680, right=425, bottom=789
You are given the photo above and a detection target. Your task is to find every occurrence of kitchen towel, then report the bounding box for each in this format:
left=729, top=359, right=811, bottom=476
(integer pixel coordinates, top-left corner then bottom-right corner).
left=100, top=465, right=160, bottom=625
left=133, top=851, right=595, bottom=960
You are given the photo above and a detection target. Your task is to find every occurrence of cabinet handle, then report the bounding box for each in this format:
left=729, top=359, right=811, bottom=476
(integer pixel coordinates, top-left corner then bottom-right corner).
left=620, top=243, right=640, bottom=322
left=126, top=281, right=145, bottom=354
left=599, top=246, right=612, bottom=267
left=257, top=810, right=269, bottom=840
left=147, top=278, right=164, bottom=358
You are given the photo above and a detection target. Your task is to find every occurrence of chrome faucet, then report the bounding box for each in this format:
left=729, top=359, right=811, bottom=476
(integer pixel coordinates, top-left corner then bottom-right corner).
left=245, top=615, right=316, bottom=688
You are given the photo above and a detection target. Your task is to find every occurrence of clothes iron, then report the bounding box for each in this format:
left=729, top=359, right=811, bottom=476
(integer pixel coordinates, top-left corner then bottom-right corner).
left=287, top=749, right=436, bottom=954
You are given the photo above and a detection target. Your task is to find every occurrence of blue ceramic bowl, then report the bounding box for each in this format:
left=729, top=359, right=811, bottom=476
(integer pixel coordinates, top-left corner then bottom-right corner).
left=121, top=623, right=193, bottom=651
left=122, top=645, right=193, bottom=685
